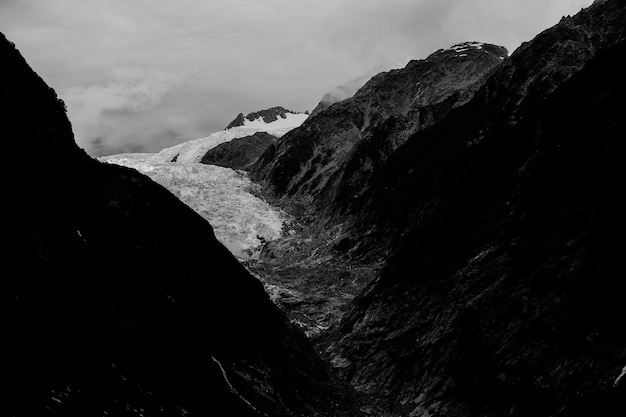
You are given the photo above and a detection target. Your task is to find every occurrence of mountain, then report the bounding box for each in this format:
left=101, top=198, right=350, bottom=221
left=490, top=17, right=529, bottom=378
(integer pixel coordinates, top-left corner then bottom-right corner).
left=100, top=107, right=306, bottom=258
left=321, top=1, right=626, bottom=415
left=251, top=42, right=508, bottom=224
left=243, top=41, right=508, bottom=340
left=225, top=106, right=308, bottom=131
left=200, top=131, right=278, bottom=170
left=148, top=108, right=307, bottom=165
left=0, top=32, right=359, bottom=417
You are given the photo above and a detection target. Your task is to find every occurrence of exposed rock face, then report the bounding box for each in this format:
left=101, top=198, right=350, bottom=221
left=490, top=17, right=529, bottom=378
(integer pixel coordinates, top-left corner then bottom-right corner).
left=251, top=42, right=508, bottom=223
left=0, top=33, right=359, bottom=417
left=200, top=132, right=278, bottom=170
left=325, top=2, right=626, bottom=416
left=246, top=223, right=383, bottom=339
left=342, top=0, right=626, bottom=257
left=226, top=106, right=304, bottom=129
left=226, top=112, right=246, bottom=129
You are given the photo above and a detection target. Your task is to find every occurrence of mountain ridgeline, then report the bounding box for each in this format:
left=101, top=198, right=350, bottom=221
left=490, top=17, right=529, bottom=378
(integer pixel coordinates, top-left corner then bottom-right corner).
left=3, top=0, right=626, bottom=416
left=253, top=0, right=626, bottom=415
left=250, top=42, right=508, bottom=221
left=226, top=106, right=307, bottom=129
left=0, top=33, right=359, bottom=417
left=317, top=1, right=626, bottom=416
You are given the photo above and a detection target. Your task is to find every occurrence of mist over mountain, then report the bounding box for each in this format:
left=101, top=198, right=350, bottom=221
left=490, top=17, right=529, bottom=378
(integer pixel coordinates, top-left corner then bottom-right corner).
left=310, top=73, right=374, bottom=117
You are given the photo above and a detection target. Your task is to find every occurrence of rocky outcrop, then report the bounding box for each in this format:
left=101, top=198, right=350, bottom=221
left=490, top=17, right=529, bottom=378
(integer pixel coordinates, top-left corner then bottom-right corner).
left=251, top=42, right=508, bottom=223
left=200, top=132, right=277, bottom=170
left=226, top=106, right=305, bottom=129
left=0, top=33, right=359, bottom=417
left=325, top=1, right=626, bottom=416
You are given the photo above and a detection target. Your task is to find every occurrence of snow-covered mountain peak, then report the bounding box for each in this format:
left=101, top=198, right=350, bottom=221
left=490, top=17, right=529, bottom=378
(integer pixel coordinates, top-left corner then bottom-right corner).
left=226, top=106, right=308, bottom=130
left=239, top=111, right=308, bottom=135
left=140, top=108, right=307, bottom=166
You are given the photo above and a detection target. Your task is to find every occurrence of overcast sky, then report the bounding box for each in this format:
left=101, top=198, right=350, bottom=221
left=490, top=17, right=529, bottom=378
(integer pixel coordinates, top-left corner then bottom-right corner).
left=0, top=0, right=593, bottom=156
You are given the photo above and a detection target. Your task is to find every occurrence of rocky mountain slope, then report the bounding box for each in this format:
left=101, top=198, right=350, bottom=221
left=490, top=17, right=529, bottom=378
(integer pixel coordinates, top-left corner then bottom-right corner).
left=200, top=131, right=278, bottom=170
left=242, top=42, right=508, bottom=342
left=0, top=32, right=359, bottom=417
left=251, top=42, right=508, bottom=223
left=340, top=0, right=626, bottom=257
left=147, top=109, right=307, bottom=165
left=322, top=1, right=626, bottom=415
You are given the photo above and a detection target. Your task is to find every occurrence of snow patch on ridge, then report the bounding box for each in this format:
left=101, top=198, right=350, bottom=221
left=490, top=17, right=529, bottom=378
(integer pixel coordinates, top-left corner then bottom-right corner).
left=147, top=111, right=307, bottom=165
left=240, top=112, right=309, bottom=136
left=450, top=41, right=485, bottom=52
left=150, top=127, right=264, bottom=164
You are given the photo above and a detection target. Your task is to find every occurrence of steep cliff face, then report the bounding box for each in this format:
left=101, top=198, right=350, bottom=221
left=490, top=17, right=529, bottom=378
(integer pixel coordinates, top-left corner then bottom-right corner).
left=342, top=0, right=626, bottom=256
left=0, top=33, right=359, bottom=417
left=326, top=2, right=626, bottom=416
left=251, top=42, right=507, bottom=222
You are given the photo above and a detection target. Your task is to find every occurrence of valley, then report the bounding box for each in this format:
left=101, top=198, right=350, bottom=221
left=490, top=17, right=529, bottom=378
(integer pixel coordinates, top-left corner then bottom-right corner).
left=2, top=1, right=626, bottom=416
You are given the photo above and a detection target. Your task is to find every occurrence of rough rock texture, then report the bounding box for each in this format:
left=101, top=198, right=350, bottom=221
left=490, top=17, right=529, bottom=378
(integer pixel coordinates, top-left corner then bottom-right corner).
left=341, top=0, right=626, bottom=257
left=245, top=43, right=507, bottom=348
left=251, top=43, right=508, bottom=223
left=0, top=33, right=360, bottom=417
left=246, top=222, right=383, bottom=339
left=200, top=132, right=278, bottom=170
left=325, top=2, right=626, bottom=416
left=226, top=106, right=304, bottom=129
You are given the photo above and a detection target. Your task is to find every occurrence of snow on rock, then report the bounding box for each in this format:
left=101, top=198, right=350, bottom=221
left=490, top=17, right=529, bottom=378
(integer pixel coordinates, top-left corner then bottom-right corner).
left=450, top=41, right=485, bottom=52
left=100, top=155, right=285, bottom=259
left=151, top=127, right=263, bottom=164
left=147, top=112, right=307, bottom=165
left=240, top=112, right=309, bottom=136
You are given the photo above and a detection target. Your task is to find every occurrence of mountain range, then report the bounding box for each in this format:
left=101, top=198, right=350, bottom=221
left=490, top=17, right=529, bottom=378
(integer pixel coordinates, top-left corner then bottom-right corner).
left=2, top=0, right=626, bottom=416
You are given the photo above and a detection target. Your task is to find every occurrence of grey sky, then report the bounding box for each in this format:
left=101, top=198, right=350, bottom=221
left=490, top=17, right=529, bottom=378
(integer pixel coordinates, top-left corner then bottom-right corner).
left=0, top=0, right=593, bottom=156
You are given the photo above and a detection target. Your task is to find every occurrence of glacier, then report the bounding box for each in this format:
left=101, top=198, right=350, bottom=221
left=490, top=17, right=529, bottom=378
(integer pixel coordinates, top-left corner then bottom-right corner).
left=100, top=111, right=306, bottom=259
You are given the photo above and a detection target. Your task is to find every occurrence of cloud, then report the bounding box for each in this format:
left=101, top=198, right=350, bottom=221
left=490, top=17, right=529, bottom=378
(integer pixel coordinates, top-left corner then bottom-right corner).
left=0, top=0, right=593, bottom=156
left=63, top=68, right=184, bottom=154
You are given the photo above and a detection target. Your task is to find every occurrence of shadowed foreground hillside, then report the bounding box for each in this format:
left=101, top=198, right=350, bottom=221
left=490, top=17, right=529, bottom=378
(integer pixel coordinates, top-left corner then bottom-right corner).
left=0, top=33, right=359, bottom=417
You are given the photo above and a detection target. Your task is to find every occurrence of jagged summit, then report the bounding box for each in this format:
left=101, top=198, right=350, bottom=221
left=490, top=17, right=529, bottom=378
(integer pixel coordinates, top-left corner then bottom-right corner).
left=226, top=106, right=307, bottom=129
left=430, top=41, right=508, bottom=59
